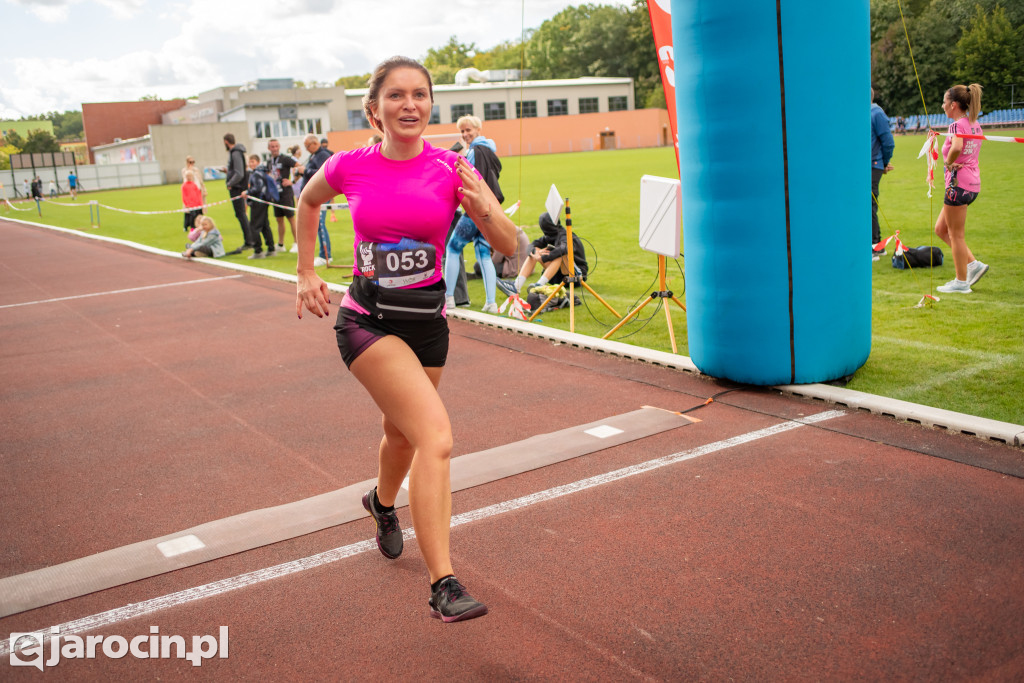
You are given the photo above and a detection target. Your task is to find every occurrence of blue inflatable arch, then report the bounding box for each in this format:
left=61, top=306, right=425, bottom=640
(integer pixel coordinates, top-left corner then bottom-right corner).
left=672, top=0, right=871, bottom=385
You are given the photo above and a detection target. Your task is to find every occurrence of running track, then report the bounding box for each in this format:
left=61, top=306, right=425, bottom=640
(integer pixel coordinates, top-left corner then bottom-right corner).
left=1, top=219, right=1022, bottom=680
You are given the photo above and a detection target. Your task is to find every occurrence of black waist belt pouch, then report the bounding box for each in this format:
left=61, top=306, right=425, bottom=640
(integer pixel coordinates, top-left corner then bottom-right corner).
left=348, top=275, right=446, bottom=320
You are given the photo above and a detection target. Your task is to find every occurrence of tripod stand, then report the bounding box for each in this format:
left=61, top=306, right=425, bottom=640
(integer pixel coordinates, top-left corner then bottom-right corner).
left=527, top=198, right=620, bottom=332
left=601, top=253, right=686, bottom=353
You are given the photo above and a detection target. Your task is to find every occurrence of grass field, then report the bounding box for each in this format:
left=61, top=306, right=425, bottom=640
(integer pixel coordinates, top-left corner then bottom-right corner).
left=4, top=133, right=1022, bottom=424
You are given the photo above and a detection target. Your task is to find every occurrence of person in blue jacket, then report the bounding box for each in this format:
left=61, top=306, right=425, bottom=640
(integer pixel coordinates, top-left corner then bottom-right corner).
left=871, top=87, right=895, bottom=259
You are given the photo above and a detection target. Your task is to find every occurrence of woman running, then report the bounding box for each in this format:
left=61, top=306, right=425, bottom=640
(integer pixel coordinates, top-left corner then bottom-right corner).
left=295, top=56, right=516, bottom=622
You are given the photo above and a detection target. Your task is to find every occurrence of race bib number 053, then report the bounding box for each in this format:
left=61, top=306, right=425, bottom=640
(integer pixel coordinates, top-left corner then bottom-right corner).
left=357, top=239, right=436, bottom=288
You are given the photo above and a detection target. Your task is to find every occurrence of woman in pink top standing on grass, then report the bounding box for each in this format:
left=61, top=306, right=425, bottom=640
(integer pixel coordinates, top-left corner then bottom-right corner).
left=294, top=56, right=515, bottom=623
left=934, top=83, right=988, bottom=294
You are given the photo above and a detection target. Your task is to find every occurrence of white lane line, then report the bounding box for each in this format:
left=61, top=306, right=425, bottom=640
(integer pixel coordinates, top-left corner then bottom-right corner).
left=0, top=410, right=845, bottom=654
left=0, top=275, right=244, bottom=309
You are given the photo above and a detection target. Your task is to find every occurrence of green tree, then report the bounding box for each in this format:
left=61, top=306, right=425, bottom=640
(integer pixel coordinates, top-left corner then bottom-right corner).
left=472, top=39, right=527, bottom=72
left=23, top=129, right=61, bottom=153
left=525, top=4, right=633, bottom=80
left=872, top=1, right=959, bottom=115
left=871, top=0, right=1024, bottom=115
left=3, top=130, right=25, bottom=150
left=624, top=0, right=660, bottom=109
left=335, top=74, right=372, bottom=89
left=423, top=36, right=478, bottom=84
left=0, top=143, right=19, bottom=171
left=953, top=4, right=1023, bottom=109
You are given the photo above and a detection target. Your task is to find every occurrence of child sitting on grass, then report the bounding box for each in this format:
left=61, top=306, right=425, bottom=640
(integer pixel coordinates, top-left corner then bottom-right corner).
left=182, top=215, right=225, bottom=259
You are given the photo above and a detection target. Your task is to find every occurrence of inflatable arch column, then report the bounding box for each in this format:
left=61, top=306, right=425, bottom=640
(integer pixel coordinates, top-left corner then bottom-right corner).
left=671, top=0, right=871, bottom=385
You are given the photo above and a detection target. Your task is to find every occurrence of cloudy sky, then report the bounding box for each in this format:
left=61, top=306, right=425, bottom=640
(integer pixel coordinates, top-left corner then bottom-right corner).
left=2, top=0, right=628, bottom=119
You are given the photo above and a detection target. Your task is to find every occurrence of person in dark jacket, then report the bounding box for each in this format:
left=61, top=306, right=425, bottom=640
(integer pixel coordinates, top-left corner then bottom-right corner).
left=495, top=211, right=588, bottom=298
left=443, top=115, right=505, bottom=313
left=295, top=134, right=333, bottom=265
left=221, top=133, right=253, bottom=254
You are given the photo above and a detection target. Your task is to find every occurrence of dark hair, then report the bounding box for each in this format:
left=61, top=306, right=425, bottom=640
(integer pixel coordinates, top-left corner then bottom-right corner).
left=362, top=56, right=433, bottom=132
left=946, top=83, right=983, bottom=123
left=223, top=133, right=235, bottom=145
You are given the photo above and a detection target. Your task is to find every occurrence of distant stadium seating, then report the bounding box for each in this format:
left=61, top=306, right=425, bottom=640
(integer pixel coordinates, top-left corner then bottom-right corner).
left=889, top=108, right=1024, bottom=131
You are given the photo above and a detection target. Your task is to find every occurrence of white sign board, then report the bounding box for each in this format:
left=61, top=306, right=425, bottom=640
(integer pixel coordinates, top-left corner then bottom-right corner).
left=545, top=184, right=564, bottom=223
left=638, top=175, right=682, bottom=257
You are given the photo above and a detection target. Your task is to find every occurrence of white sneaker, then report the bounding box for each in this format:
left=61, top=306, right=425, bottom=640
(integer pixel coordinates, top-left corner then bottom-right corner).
left=289, top=243, right=299, bottom=254
left=481, top=302, right=499, bottom=314
left=313, top=256, right=327, bottom=267
left=936, top=278, right=972, bottom=294
left=445, top=296, right=457, bottom=310
left=966, top=260, right=989, bottom=286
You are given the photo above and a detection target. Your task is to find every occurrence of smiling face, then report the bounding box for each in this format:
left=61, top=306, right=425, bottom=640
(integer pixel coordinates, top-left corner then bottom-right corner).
left=459, top=122, right=480, bottom=145
left=268, top=140, right=280, bottom=155
left=371, top=67, right=432, bottom=142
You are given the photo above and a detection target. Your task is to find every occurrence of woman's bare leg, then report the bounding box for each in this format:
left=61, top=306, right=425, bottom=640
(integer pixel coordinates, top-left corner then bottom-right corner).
left=350, top=336, right=454, bottom=583
left=936, top=204, right=974, bottom=281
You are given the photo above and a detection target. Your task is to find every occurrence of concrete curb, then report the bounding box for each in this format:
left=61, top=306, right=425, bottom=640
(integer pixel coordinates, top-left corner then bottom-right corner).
left=11, top=217, right=1023, bottom=448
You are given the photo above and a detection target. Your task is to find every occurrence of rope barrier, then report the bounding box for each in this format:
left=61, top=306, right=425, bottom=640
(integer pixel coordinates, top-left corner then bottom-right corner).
left=24, top=194, right=348, bottom=217
left=953, top=133, right=1024, bottom=143
left=3, top=199, right=36, bottom=212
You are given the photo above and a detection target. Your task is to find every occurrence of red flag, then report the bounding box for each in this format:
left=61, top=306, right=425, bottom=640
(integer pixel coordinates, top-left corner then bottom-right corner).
left=647, top=0, right=679, bottom=172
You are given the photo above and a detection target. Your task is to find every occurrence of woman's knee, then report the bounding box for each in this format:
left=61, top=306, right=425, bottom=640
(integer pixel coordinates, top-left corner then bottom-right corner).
left=382, top=416, right=451, bottom=459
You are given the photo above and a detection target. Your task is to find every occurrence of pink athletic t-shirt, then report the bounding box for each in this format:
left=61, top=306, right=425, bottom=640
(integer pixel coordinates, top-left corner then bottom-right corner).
left=943, top=117, right=982, bottom=192
left=322, top=141, right=465, bottom=287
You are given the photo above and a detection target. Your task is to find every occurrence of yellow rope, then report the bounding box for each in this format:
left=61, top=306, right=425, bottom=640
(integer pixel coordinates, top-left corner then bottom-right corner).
left=895, top=0, right=939, bottom=297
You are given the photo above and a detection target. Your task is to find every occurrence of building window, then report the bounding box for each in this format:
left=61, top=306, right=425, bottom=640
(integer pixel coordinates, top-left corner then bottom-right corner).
left=451, top=104, right=474, bottom=121
left=609, top=96, right=628, bottom=112
left=516, top=100, right=537, bottom=118
left=547, top=99, right=568, bottom=116
left=430, top=105, right=440, bottom=125
left=579, top=97, right=599, bottom=114
left=483, top=102, right=506, bottom=121
left=348, top=111, right=369, bottom=130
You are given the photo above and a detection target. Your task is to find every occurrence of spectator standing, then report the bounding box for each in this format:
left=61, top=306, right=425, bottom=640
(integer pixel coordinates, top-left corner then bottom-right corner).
left=245, top=154, right=277, bottom=259
left=67, top=171, right=77, bottom=199
left=181, top=170, right=204, bottom=233
left=48, top=179, right=56, bottom=197
left=935, top=83, right=988, bottom=294
left=181, top=156, right=207, bottom=210
left=266, top=138, right=297, bottom=252
left=870, top=88, right=895, bottom=260
left=30, top=176, right=42, bottom=202
left=295, top=133, right=332, bottom=266
left=221, top=133, right=253, bottom=254
left=22, top=178, right=30, bottom=198
left=443, top=115, right=505, bottom=313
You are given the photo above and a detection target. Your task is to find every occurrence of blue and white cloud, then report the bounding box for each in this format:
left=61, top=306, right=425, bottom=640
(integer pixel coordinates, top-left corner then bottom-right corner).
left=1, top=0, right=622, bottom=118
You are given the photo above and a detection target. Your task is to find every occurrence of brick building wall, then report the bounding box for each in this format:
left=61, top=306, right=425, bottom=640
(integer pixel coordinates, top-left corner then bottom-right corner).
left=82, top=100, right=185, bottom=163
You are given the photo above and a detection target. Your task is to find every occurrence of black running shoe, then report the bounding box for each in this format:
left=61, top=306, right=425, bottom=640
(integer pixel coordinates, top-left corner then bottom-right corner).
left=429, top=576, right=488, bottom=623
left=361, top=488, right=403, bottom=559
left=495, top=279, right=518, bottom=298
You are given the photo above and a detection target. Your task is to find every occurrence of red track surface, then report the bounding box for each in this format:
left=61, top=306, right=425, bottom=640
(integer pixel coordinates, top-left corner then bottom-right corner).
left=2, top=219, right=1022, bottom=680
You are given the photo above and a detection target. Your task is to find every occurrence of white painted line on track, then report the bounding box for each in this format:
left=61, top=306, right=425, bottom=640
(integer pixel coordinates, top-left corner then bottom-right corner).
left=0, top=275, right=244, bottom=309
left=0, top=409, right=845, bottom=655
